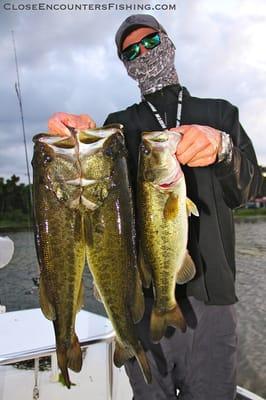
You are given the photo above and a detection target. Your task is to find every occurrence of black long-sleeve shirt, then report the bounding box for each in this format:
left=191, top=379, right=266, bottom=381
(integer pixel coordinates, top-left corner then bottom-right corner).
left=103, top=84, right=262, bottom=305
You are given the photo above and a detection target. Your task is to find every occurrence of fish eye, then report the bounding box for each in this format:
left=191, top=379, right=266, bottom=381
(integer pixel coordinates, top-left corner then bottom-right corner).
left=44, top=154, right=52, bottom=164
left=140, top=144, right=151, bottom=155
left=104, top=147, right=113, bottom=157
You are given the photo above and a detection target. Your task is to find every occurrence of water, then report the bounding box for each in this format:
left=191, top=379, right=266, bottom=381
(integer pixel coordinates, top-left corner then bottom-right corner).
left=234, top=218, right=266, bottom=397
left=0, top=219, right=265, bottom=397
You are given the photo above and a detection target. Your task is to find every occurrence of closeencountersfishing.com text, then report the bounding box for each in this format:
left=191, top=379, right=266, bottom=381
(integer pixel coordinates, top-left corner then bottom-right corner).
left=2, top=2, right=177, bottom=11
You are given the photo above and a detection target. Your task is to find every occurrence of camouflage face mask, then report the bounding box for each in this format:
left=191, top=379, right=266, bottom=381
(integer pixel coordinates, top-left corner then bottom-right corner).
left=123, top=33, right=179, bottom=98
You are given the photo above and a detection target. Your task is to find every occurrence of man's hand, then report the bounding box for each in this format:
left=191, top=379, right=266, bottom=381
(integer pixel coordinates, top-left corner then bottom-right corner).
left=170, top=125, right=222, bottom=167
left=48, top=112, right=96, bottom=136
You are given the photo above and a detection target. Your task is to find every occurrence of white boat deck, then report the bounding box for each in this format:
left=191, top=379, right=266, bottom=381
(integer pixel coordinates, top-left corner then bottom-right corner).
left=0, top=309, right=132, bottom=400
left=0, top=308, right=114, bottom=363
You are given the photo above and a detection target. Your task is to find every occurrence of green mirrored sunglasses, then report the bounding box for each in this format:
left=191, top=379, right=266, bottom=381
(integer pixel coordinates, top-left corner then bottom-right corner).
left=121, top=32, right=161, bottom=62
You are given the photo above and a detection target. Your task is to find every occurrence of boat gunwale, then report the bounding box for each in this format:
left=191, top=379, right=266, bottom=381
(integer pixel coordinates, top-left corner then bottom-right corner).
left=236, top=386, right=265, bottom=400
left=0, top=331, right=115, bottom=366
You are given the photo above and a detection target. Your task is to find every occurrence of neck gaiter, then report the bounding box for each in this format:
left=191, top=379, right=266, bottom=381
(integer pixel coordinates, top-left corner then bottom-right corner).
left=123, top=33, right=179, bottom=98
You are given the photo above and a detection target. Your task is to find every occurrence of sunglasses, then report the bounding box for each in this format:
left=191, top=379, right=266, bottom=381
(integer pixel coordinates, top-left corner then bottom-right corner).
left=121, top=32, right=161, bottom=62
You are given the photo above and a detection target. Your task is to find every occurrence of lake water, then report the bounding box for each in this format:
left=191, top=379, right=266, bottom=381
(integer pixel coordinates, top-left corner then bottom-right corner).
left=0, top=218, right=265, bottom=397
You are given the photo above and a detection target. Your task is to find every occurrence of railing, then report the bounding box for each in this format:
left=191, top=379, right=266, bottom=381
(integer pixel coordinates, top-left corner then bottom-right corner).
left=236, top=386, right=265, bottom=400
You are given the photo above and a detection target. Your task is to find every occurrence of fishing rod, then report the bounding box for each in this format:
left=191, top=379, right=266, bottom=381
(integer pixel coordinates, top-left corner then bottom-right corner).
left=11, top=30, right=33, bottom=210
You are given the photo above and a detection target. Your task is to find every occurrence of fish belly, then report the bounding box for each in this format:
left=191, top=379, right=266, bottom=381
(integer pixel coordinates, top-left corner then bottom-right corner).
left=139, top=181, right=187, bottom=341
left=84, top=163, right=151, bottom=384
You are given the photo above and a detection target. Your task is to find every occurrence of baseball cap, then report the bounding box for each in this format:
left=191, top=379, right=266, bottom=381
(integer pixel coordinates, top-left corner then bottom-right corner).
left=115, top=14, right=167, bottom=58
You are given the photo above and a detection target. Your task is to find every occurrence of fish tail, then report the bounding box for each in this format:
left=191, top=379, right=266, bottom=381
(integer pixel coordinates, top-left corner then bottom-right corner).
left=56, top=334, right=82, bottom=389
left=67, top=333, right=82, bottom=373
left=150, top=304, right=186, bottom=343
left=56, top=349, right=72, bottom=389
left=114, top=340, right=152, bottom=385
left=135, top=345, right=152, bottom=384
left=113, top=340, right=134, bottom=367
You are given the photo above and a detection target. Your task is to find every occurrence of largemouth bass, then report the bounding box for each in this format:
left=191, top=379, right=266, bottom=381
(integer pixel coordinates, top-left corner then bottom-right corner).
left=138, top=130, right=199, bottom=343
left=80, top=126, right=151, bottom=384
left=32, top=131, right=86, bottom=388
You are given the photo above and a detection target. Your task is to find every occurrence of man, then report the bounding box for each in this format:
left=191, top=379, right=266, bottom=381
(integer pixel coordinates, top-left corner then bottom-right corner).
left=48, top=14, right=262, bottom=400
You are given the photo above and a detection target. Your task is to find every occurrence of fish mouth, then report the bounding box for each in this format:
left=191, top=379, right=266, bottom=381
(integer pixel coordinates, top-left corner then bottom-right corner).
left=154, top=150, right=183, bottom=190
left=141, top=130, right=183, bottom=190
left=158, top=168, right=183, bottom=189
left=157, top=166, right=183, bottom=190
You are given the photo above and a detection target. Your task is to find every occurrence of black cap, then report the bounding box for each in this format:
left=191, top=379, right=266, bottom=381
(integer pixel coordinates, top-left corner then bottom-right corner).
left=115, top=14, right=167, bottom=58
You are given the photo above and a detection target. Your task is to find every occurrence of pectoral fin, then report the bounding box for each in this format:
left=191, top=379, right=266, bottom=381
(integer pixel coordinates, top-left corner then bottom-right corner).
left=164, top=193, right=179, bottom=220
left=186, top=198, right=199, bottom=217
left=39, top=275, right=56, bottom=320
left=176, top=251, right=196, bottom=284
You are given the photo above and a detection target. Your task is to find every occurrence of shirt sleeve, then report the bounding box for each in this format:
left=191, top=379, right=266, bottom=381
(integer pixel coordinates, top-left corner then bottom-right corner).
left=214, top=103, right=263, bottom=209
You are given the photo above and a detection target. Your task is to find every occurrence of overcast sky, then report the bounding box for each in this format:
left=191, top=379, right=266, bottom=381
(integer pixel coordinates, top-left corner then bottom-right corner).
left=0, top=0, right=265, bottom=183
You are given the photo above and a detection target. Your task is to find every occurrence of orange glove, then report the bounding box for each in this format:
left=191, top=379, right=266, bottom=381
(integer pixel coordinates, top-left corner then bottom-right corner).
left=48, top=112, right=96, bottom=136
left=170, top=124, right=222, bottom=167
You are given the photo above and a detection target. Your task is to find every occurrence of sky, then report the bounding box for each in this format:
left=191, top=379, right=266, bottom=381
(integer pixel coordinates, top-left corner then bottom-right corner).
left=0, top=0, right=265, bottom=183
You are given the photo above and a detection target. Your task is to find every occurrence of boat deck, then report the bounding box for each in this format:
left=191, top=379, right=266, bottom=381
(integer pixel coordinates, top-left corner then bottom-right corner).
left=0, top=309, right=264, bottom=400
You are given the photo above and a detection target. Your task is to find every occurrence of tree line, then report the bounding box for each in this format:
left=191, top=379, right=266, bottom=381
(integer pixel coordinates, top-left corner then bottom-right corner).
left=0, top=170, right=265, bottom=225
left=0, top=175, right=32, bottom=224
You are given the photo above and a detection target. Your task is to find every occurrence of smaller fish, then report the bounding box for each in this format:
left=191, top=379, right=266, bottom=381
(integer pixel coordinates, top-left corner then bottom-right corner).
left=138, top=130, right=199, bottom=343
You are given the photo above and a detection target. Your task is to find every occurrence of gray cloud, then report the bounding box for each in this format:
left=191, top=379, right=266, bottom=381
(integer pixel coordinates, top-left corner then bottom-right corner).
left=0, top=0, right=265, bottom=183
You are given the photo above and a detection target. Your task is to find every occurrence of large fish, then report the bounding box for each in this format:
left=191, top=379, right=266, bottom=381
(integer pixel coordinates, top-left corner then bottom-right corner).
left=32, top=124, right=151, bottom=386
left=137, top=130, right=199, bottom=343
left=32, top=131, right=86, bottom=388
left=80, top=125, right=151, bottom=384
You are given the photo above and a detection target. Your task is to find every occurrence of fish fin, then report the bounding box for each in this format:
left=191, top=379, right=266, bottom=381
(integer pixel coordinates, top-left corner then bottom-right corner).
left=39, top=276, right=56, bottom=320
left=114, top=341, right=152, bottom=385
left=56, top=334, right=82, bottom=389
left=56, top=348, right=72, bottom=389
left=135, top=344, right=152, bottom=384
left=176, top=251, right=196, bottom=284
left=186, top=198, right=199, bottom=217
left=58, top=372, right=74, bottom=388
left=67, top=333, right=82, bottom=373
left=93, top=281, right=103, bottom=303
left=150, top=305, right=186, bottom=344
left=58, top=372, right=76, bottom=388
left=113, top=340, right=134, bottom=367
left=138, top=247, right=152, bottom=289
left=76, top=282, right=85, bottom=312
left=131, top=272, right=145, bottom=324
left=164, top=193, right=179, bottom=220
